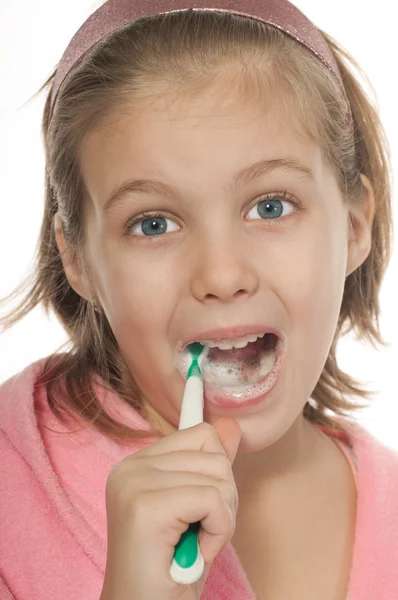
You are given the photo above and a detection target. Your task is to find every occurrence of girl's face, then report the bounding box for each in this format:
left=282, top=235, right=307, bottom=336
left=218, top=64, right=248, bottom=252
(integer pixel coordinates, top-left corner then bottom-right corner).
left=74, top=85, right=364, bottom=456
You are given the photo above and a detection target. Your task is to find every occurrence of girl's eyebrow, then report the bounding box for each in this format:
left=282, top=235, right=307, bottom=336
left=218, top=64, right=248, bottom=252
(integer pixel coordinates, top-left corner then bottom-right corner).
left=102, top=156, right=315, bottom=214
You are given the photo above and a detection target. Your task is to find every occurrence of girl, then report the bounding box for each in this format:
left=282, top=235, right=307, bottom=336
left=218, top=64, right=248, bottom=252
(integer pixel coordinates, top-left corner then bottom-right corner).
left=1, top=1, right=396, bottom=598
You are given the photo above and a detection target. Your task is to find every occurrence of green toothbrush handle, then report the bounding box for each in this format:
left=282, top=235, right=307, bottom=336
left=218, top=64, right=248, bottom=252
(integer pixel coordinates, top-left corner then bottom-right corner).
left=170, top=342, right=207, bottom=584
left=169, top=521, right=205, bottom=584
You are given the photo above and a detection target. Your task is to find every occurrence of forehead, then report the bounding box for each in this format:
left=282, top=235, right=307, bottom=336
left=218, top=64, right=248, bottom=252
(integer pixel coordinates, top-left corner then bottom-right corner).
left=79, top=85, right=325, bottom=203
left=85, top=78, right=313, bottom=145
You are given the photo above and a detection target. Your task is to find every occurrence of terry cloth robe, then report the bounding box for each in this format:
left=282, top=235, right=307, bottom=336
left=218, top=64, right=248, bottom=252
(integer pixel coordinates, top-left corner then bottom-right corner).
left=1, top=357, right=398, bottom=599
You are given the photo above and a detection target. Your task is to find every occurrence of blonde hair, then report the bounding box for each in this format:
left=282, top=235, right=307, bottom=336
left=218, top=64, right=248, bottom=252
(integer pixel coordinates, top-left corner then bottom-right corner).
left=0, top=10, right=393, bottom=443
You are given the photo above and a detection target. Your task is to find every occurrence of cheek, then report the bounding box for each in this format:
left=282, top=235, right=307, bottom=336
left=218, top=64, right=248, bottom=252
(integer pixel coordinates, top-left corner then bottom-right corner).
left=292, top=204, right=347, bottom=296
left=88, top=238, right=183, bottom=336
left=283, top=218, right=347, bottom=365
left=291, top=243, right=345, bottom=309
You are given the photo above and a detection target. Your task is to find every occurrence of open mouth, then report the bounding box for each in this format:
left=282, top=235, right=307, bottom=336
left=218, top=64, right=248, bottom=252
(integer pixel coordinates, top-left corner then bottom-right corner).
left=202, top=332, right=280, bottom=386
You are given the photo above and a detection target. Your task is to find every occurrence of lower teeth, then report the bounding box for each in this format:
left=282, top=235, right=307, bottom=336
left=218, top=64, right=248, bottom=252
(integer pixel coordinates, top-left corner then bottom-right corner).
left=202, top=348, right=276, bottom=386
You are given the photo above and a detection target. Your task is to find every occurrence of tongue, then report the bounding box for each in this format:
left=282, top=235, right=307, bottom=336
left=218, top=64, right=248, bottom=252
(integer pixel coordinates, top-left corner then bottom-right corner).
left=208, top=336, right=266, bottom=363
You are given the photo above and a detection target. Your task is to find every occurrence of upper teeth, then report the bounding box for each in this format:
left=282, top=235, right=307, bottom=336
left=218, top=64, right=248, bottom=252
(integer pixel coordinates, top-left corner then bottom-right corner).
left=197, top=332, right=266, bottom=351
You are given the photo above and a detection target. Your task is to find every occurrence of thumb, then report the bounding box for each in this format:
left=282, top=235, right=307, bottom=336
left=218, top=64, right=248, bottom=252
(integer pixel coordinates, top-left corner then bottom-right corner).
left=212, top=418, right=242, bottom=464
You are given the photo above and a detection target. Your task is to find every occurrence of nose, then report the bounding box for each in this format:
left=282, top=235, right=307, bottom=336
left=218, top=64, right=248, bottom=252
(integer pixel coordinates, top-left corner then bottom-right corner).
left=189, top=230, right=259, bottom=303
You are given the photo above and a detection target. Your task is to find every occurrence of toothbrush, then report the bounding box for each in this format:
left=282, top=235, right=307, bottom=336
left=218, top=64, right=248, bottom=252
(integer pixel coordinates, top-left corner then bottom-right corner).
left=169, top=342, right=209, bottom=585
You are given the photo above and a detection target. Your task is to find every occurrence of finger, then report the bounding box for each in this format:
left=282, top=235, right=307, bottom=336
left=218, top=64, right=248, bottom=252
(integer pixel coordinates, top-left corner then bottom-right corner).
left=149, top=450, right=233, bottom=481
left=132, top=469, right=237, bottom=516
left=133, top=421, right=230, bottom=459
left=133, top=486, right=235, bottom=566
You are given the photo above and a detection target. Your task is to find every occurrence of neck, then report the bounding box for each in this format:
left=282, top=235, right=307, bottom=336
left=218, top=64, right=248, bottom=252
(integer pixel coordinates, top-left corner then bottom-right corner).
left=232, top=416, right=325, bottom=498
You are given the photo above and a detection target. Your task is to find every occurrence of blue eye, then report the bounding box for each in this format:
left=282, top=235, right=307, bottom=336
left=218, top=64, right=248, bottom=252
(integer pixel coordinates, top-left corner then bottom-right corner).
left=247, top=197, right=294, bottom=221
left=128, top=213, right=179, bottom=237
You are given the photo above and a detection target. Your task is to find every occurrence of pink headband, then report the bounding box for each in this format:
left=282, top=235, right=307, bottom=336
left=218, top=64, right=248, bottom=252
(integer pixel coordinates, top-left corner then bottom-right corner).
left=50, top=0, right=354, bottom=134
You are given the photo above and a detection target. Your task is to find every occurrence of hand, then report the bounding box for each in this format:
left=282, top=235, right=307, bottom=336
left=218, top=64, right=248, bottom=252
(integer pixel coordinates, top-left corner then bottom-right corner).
left=99, top=417, right=242, bottom=600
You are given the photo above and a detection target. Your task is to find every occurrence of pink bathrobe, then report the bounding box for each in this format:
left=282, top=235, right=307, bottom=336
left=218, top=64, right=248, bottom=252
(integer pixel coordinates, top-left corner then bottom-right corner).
left=1, top=357, right=398, bottom=599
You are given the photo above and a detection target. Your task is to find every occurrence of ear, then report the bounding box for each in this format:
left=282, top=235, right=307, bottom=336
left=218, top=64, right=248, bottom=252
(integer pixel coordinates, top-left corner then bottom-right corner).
left=54, top=211, right=92, bottom=302
left=346, top=174, right=376, bottom=278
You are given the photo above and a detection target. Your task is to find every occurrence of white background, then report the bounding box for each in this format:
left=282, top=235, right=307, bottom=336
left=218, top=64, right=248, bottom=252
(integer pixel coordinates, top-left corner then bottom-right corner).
left=0, top=1, right=397, bottom=449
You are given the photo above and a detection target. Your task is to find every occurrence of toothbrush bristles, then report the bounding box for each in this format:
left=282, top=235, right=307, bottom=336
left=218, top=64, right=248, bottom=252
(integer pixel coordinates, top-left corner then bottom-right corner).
left=188, top=342, right=209, bottom=369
